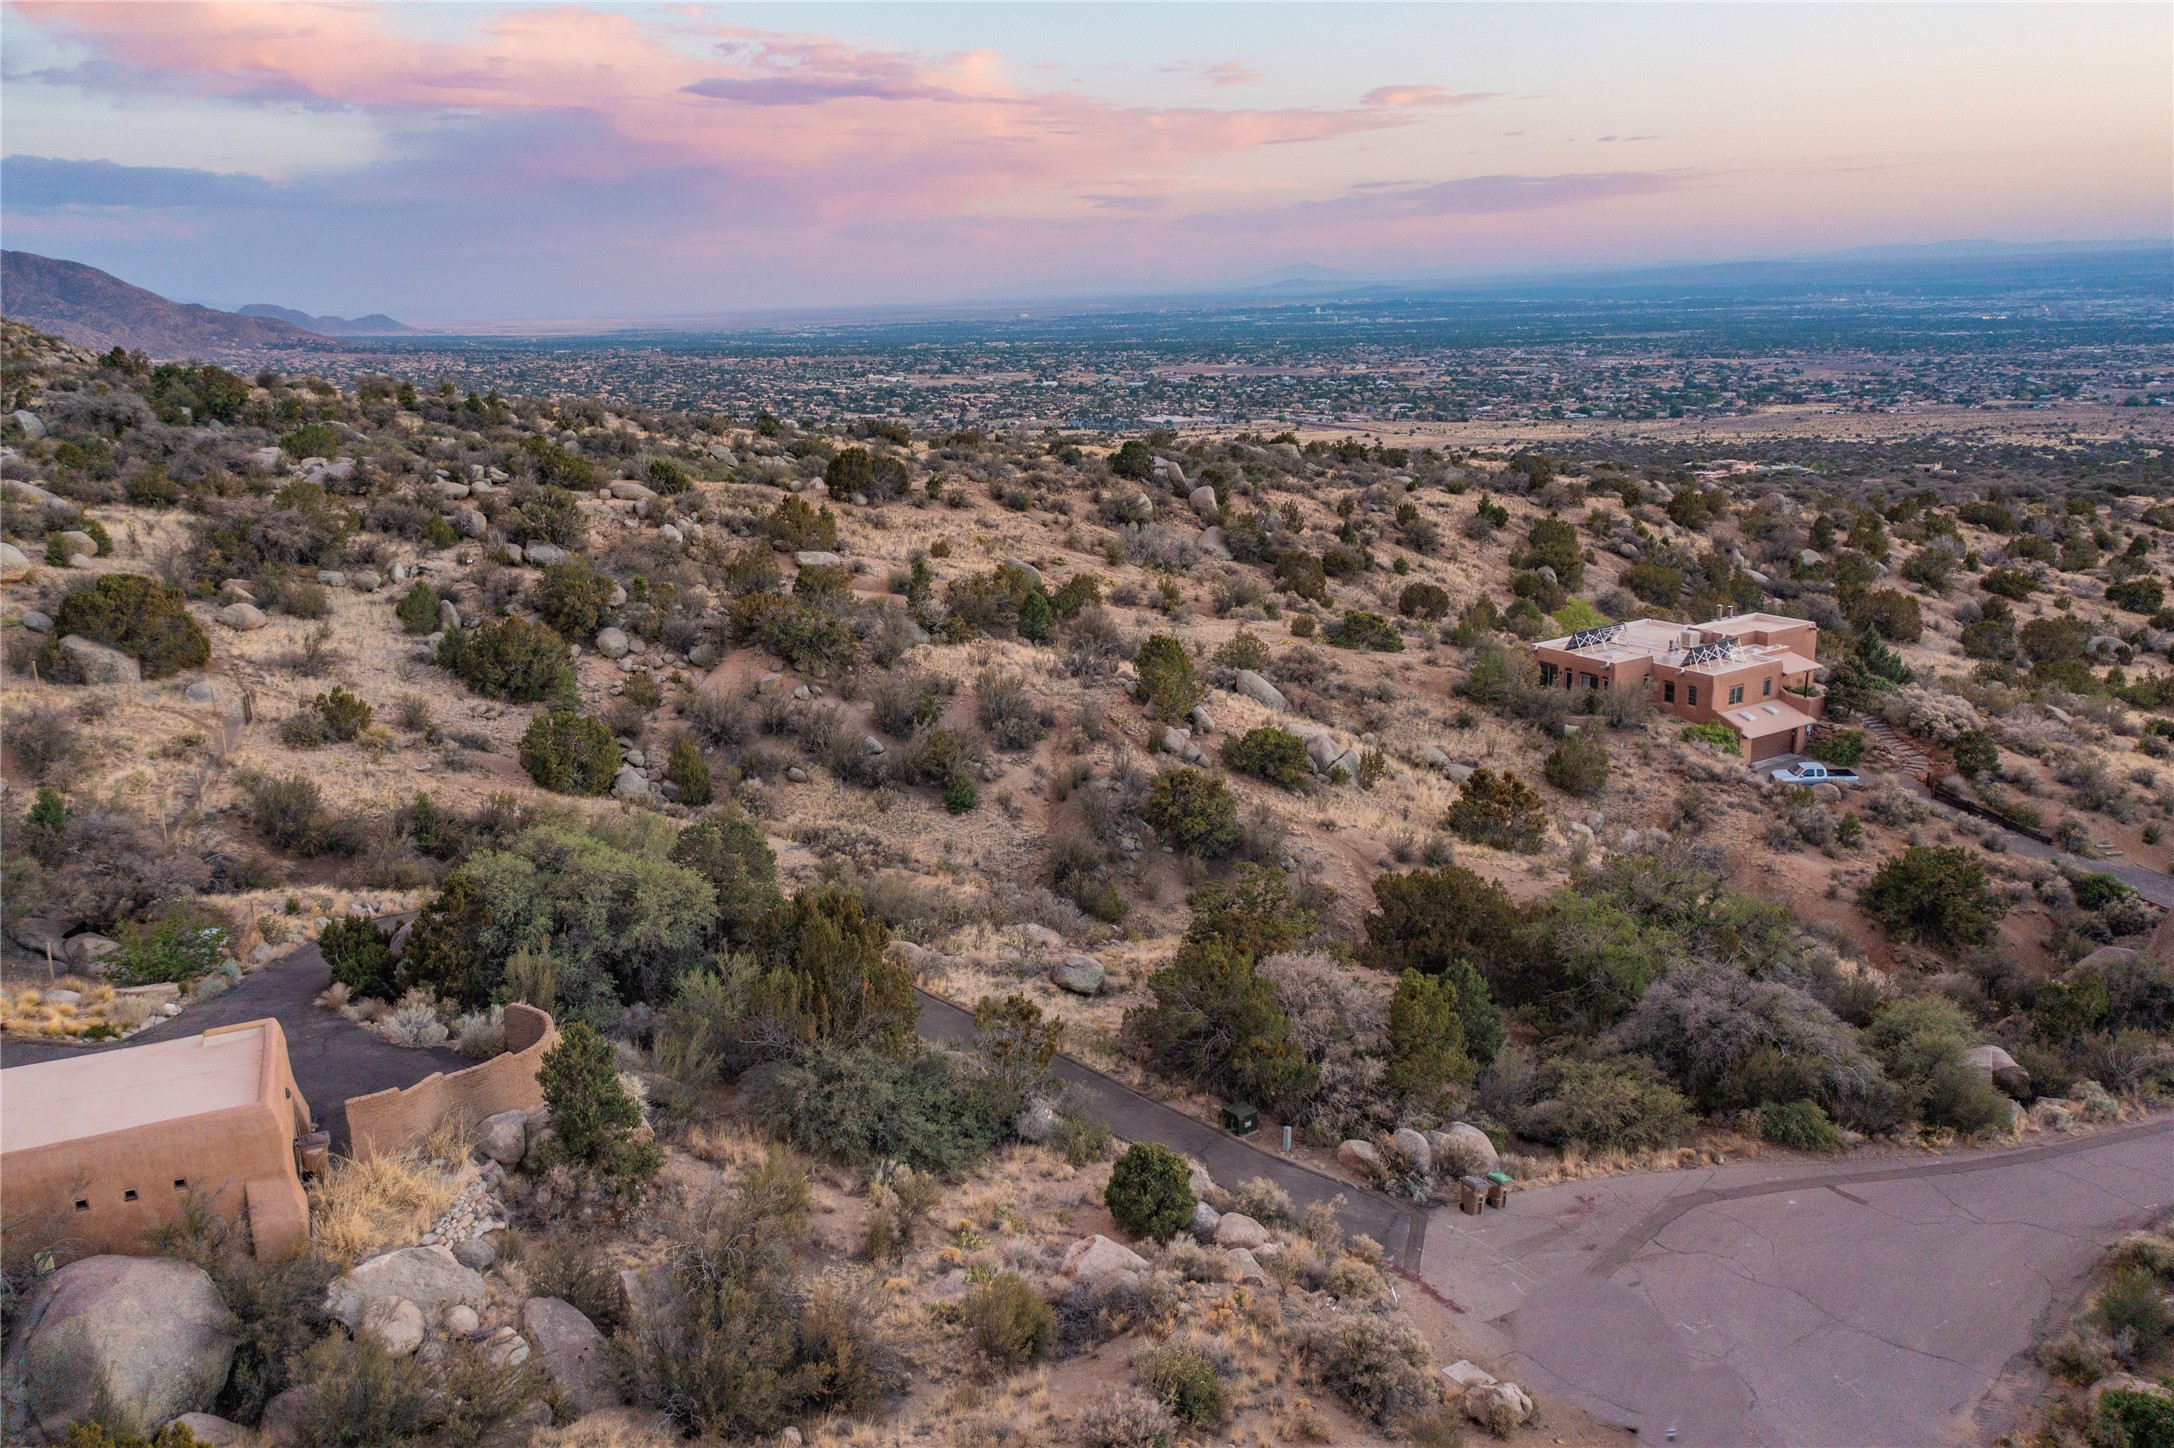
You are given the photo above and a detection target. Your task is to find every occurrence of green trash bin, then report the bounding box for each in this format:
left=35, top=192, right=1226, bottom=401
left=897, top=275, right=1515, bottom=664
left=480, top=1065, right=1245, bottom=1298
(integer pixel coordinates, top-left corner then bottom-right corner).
left=1221, top=1102, right=1259, bottom=1136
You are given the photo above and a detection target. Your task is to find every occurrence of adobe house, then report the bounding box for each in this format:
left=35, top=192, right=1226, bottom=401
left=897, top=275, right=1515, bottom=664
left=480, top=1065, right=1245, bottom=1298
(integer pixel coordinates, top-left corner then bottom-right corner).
left=0, top=1019, right=314, bottom=1261
left=1531, top=611, right=1824, bottom=763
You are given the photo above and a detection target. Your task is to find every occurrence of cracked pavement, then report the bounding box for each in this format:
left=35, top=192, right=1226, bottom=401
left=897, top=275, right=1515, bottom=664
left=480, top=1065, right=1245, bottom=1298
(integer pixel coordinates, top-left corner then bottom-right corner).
left=1419, top=1116, right=2174, bottom=1446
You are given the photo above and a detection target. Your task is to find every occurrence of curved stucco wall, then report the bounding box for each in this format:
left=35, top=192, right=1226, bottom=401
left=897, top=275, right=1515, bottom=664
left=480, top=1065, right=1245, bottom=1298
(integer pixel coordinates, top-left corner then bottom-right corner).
left=343, top=1004, right=557, bottom=1159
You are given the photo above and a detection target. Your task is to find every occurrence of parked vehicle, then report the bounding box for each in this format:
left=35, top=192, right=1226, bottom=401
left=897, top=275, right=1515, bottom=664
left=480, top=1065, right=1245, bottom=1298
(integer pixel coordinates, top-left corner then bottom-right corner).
left=1771, top=761, right=1861, bottom=786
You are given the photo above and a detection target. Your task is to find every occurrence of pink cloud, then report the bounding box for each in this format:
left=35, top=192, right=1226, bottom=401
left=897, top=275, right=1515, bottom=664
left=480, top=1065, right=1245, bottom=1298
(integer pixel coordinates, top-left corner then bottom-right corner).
left=1362, top=84, right=1498, bottom=110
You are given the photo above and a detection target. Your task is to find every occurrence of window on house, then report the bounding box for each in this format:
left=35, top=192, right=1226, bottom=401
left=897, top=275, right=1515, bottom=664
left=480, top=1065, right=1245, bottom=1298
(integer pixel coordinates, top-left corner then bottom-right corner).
left=1663, top=681, right=1676, bottom=703
left=1728, top=685, right=1745, bottom=705
left=1688, top=685, right=1699, bottom=706
left=123, top=1189, right=138, bottom=1202
left=1539, top=663, right=1558, bottom=687
left=173, top=1179, right=188, bottom=1191
left=74, top=1199, right=89, bottom=1212
left=1581, top=672, right=1598, bottom=690
left=1763, top=677, right=1772, bottom=697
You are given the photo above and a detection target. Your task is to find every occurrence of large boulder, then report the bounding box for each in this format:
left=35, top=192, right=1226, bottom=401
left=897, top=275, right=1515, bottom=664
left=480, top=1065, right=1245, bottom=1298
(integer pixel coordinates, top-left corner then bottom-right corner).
left=169, top=1414, right=251, bottom=1446
left=1051, top=954, right=1105, bottom=995
left=1060, top=1235, right=1150, bottom=1283
left=1463, top=1380, right=1536, bottom=1432
left=593, top=626, right=631, bottom=659
left=58, top=634, right=142, bottom=685
left=522, top=1296, right=617, bottom=1413
left=524, top=541, right=566, bottom=566
left=360, top=1296, right=425, bottom=1356
left=1014, top=1099, right=1057, bottom=1143
left=218, top=602, right=268, bottom=631
left=476, top=1109, right=529, bottom=1166
left=1337, top=1139, right=1382, bottom=1176
left=1427, top=1123, right=1500, bottom=1178
left=325, top=1245, right=486, bottom=1331
left=1304, top=733, right=1344, bottom=774
left=1213, top=1213, right=1268, bottom=1250
left=793, top=550, right=844, bottom=569
left=1963, top=1044, right=2031, bottom=1097
left=1190, top=1201, right=1223, bottom=1243
left=1391, top=1127, right=1433, bottom=1176
left=0, top=541, right=33, bottom=581
left=1189, top=486, right=1220, bottom=519
left=5, top=1254, right=235, bottom=1439
left=1235, top=670, right=1288, bottom=712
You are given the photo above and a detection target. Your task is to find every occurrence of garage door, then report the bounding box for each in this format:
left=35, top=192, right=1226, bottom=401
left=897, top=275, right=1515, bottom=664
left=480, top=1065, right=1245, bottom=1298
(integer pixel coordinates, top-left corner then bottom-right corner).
left=1747, top=731, right=1796, bottom=763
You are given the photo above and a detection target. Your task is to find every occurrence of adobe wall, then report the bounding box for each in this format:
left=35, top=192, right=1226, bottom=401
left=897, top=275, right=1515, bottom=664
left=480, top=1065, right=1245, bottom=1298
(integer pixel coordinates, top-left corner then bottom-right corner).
left=344, top=1004, right=558, bottom=1159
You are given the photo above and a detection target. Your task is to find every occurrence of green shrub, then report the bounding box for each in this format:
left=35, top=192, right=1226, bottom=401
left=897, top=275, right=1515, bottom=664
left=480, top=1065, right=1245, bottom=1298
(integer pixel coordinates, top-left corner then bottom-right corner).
left=2107, top=576, right=2164, bottom=614
left=1680, top=721, right=1741, bottom=752
left=1104, top=1142, right=1196, bottom=1239
left=1514, top=1055, right=1694, bottom=1152
left=749, top=1045, right=1008, bottom=1173
left=1016, top=587, right=1054, bottom=643
left=107, top=905, right=231, bottom=986
left=1213, top=628, right=1270, bottom=672
left=1397, top=582, right=1451, bottom=620
left=44, top=573, right=209, bottom=679
left=1143, top=767, right=1240, bottom=857
left=668, top=812, right=782, bottom=941
left=646, top=455, right=691, bottom=494
left=1443, top=767, right=1547, bottom=852
left=2095, top=1264, right=2172, bottom=1343
left=394, top=580, right=440, bottom=635
left=1757, top=1099, right=1843, bottom=1152
left=519, top=710, right=621, bottom=795
left=312, top=685, right=373, bottom=741
left=963, top=1273, right=1055, bottom=1365
left=1222, top=726, right=1311, bottom=789
left=1108, top=439, right=1155, bottom=480
left=2092, top=1387, right=2174, bottom=1448
left=824, top=447, right=873, bottom=500
left=1289, top=611, right=1318, bottom=637
left=248, top=772, right=355, bottom=856
left=1126, top=937, right=1317, bottom=1111
left=278, top=421, right=340, bottom=459
left=1386, top=968, right=1474, bottom=1099
left=743, top=886, right=918, bottom=1056
left=1135, top=1343, right=1226, bottom=1428
left=1327, top=609, right=1404, bottom=651
left=1516, top=515, right=1585, bottom=589
left=1288, top=1312, right=1441, bottom=1430
left=1950, top=728, right=1998, bottom=779
left=1859, top=846, right=2006, bottom=948
left=758, top=494, right=838, bottom=551
left=727, top=592, right=858, bottom=671
left=320, top=913, right=396, bottom=998
left=1543, top=728, right=1610, bottom=797
left=1810, top=729, right=1866, bottom=767
left=535, top=557, right=616, bottom=640
left=1866, top=995, right=2009, bottom=1133
left=279, top=710, right=330, bottom=748
left=943, top=771, right=979, bottom=815
left=1053, top=1112, right=1113, bottom=1166
left=438, top=616, right=573, bottom=702
left=665, top=736, right=712, bottom=806
left=1134, top=634, right=1202, bottom=721
left=538, top=1021, right=662, bottom=1189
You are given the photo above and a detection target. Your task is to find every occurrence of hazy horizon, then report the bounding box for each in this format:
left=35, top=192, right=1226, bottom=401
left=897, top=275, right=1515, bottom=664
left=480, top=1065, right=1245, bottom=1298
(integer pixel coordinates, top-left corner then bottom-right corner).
left=3, top=2, right=2169, bottom=324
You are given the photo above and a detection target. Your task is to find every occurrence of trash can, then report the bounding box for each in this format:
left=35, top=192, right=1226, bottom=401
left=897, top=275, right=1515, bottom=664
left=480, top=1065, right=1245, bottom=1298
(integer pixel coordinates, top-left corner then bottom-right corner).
left=1484, top=1173, right=1510, bottom=1209
left=1458, top=1176, right=1486, bottom=1215
left=1221, top=1102, right=1259, bottom=1136
left=294, top=1130, right=331, bottom=1179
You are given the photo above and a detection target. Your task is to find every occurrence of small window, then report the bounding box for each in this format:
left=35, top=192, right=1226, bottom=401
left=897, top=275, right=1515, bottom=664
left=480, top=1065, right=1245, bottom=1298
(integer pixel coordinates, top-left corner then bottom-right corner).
left=173, top=1179, right=189, bottom=1191
left=1728, top=685, right=1745, bottom=705
left=1663, top=681, right=1676, bottom=703
left=1688, top=685, right=1699, bottom=706
left=123, top=1189, right=138, bottom=1203
left=1762, top=677, right=1773, bottom=697
left=74, top=1199, right=90, bottom=1213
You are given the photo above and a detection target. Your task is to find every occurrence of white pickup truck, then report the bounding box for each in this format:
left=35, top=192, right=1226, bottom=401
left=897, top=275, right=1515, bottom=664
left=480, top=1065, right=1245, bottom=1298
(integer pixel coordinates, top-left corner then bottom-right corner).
left=1771, top=762, right=1861, bottom=786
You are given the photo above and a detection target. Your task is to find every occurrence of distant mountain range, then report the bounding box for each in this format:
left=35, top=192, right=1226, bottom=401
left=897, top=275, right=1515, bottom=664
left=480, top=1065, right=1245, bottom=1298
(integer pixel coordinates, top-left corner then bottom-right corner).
left=0, top=251, right=415, bottom=355
left=236, top=303, right=420, bottom=337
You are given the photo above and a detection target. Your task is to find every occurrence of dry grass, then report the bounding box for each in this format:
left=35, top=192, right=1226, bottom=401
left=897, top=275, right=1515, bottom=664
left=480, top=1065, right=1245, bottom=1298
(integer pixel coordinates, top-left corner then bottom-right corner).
left=0, top=980, right=136, bottom=1040
left=531, top=1410, right=680, bottom=1448
left=307, top=1148, right=468, bottom=1263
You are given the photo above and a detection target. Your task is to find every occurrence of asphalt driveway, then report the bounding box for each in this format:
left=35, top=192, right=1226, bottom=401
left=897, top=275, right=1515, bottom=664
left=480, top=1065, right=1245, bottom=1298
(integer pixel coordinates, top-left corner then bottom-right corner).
left=1419, top=1115, right=2174, bottom=1446
left=1, top=940, right=467, bottom=1152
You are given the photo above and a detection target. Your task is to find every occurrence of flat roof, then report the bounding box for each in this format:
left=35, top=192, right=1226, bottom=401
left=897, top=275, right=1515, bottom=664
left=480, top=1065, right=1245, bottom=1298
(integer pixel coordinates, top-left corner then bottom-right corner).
left=1725, top=701, right=1815, bottom=738
left=1704, top=612, right=1815, bottom=634
left=1, top=1022, right=269, bottom=1153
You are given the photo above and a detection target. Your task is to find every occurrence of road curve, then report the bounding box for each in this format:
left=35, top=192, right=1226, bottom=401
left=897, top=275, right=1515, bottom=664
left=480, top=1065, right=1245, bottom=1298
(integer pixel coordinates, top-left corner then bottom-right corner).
left=1419, top=1115, right=2174, bottom=1447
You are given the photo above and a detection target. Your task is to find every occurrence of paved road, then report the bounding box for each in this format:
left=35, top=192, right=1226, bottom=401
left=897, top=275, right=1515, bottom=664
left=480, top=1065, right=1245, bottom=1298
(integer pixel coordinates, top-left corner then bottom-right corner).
left=915, top=991, right=1417, bottom=1260
left=0, top=941, right=467, bottom=1152
left=1419, top=1115, right=2174, bottom=1447
left=1999, top=831, right=2174, bottom=909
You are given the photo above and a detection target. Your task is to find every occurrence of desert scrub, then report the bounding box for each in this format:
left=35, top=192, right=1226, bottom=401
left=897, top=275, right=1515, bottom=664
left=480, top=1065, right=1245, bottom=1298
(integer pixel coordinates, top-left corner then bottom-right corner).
left=320, top=913, right=396, bottom=998
left=1443, top=767, right=1548, bottom=852
left=394, top=579, right=440, bottom=634
left=1134, top=1343, right=1226, bottom=1428
left=537, top=1021, right=662, bottom=1190
left=1543, top=728, right=1610, bottom=797
left=1222, top=726, right=1311, bottom=790
left=1680, top=721, right=1741, bottom=752
left=1133, top=633, right=1203, bottom=721
left=436, top=615, right=573, bottom=703
left=519, top=710, right=621, bottom=795
left=105, top=905, right=232, bottom=986
left=963, top=1272, right=1056, bottom=1365
left=1104, top=1142, right=1195, bottom=1239
left=1076, top=1390, right=1179, bottom=1448
left=535, top=556, right=615, bottom=640
left=1326, top=609, right=1404, bottom=652
left=1858, top=846, right=2007, bottom=948
left=42, top=572, right=210, bottom=679
left=665, top=735, right=712, bottom=805
left=1757, top=1099, right=1844, bottom=1152
left=1143, top=767, right=1240, bottom=857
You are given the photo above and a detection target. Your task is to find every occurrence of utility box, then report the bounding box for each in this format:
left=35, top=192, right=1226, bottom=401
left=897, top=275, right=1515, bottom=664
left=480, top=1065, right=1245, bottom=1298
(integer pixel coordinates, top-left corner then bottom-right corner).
left=1221, top=1102, right=1259, bottom=1136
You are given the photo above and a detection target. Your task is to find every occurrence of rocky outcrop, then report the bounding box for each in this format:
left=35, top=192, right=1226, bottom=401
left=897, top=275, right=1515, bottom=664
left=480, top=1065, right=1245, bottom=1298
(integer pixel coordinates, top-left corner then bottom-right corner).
left=1427, top=1123, right=1500, bottom=1178
left=1061, top=1235, right=1149, bottom=1283
left=521, top=1296, right=617, bottom=1412
left=218, top=602, right=268, bottom=631
left=476, top=1109, right=529, bottom=1166
left=57, top=634, right=142, bottom=685
left=1235, top=670, right=1288, bottom=712
left=1213, top=1213, right=1268, bottom=1249
left=1051, top=954, right=1105, bottom=995
left=5, top=1254, right=235, bottom=1439
left=1337, top=1139, right=1382, bottom=1175
left=325, top=1245, right=486, bottom=1331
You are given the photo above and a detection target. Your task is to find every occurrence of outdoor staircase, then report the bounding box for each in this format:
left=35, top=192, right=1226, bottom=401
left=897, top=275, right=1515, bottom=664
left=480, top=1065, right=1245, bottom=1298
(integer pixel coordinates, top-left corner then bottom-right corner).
left=1848, top=712, right=1933, bottom=784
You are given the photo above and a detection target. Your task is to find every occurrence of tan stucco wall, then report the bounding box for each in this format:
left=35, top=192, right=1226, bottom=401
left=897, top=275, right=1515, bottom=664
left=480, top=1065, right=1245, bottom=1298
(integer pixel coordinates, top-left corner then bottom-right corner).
left=343, top=1005, right=558, bottom=1159
left=0, top=1020, right=312, bottom=1262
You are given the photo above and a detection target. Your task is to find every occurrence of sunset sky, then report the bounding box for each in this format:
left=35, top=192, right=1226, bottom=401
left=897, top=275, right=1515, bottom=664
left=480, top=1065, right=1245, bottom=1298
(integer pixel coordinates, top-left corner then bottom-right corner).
left=2, top=2, right=2168, bottom=323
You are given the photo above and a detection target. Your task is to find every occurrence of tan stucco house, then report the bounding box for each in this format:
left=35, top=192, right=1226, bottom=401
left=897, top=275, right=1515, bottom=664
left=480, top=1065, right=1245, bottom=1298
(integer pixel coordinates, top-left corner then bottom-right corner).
left=1, top=1019, right=314, bottom=1260
left=1531, top=611, right=1825, bottom=762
